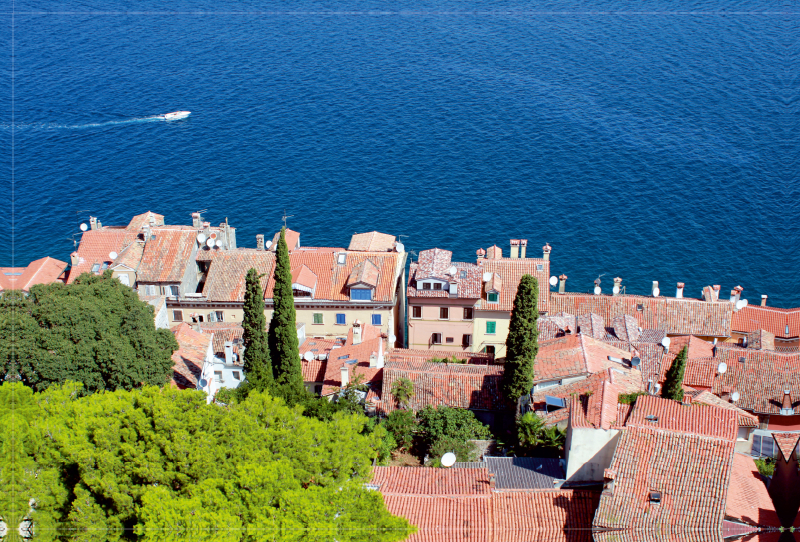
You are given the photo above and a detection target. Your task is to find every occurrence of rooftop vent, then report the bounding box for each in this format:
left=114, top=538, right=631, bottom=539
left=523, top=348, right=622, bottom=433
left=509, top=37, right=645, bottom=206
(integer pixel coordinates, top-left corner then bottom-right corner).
left=649, top=491, right=662, bottom=504
left=636, top=304, right=644, bottom=311
left=645, top=415, right=659, bottom=423
left=739, top=356, right=746, bottom=363
left=631, top=356, right=641, bottom=367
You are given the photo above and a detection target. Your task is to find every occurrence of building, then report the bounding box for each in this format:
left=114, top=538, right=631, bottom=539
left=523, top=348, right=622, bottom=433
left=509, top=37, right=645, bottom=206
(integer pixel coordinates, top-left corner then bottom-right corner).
left=170, top=322, right=214, bottom=391
left=0, top=256, right=68, bottom=293
left=730, top=303, right=800, bottom=349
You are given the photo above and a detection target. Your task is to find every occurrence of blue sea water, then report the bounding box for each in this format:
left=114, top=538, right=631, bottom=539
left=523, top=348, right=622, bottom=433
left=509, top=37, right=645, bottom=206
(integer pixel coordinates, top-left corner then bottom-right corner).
left=4, top=0, right=799, bottom=306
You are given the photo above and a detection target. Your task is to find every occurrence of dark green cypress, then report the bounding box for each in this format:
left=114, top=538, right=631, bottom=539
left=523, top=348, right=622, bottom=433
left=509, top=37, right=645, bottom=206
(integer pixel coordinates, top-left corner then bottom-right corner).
left=503, top=274, right=540, bottom=401
left=241, top=268, right=272, bottom=390
left=661, top=346, right=688, bottom=401
left=268, top=228, right=304, bottom=395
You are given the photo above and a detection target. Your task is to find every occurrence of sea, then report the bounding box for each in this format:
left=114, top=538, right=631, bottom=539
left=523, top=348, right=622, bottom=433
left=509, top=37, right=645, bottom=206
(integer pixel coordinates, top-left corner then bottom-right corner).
left=3, top=0, right=799, bottom=306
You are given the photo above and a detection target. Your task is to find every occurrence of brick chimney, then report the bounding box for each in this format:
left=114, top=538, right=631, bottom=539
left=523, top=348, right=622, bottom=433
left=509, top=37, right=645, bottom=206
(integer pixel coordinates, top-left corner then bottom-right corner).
left=192, top=212, right=202, bottom=228
left=712, top=285, right=721, bottom=301
left=676, top=282, right=684, bottom=299
left=256, top=234, right=265, bottom=251
left=558, top=274, right=567, bottom=294
left=542, top=243, right=551, bottom=261
left=520, top=239, right=527, bottom=259
left=476, top=248, right=486, bottom=260
left=730, top=290, right=738, bottom=304
left=510, top=239, right=520, bottom=259
left=70, top=252, right=79, bottom=266
left=352, top=321, right=362, bottom=345
left=489, top=473, right=496, bottom=489
left=89, top=216, right=98, bottom=230
left=340, top=365, right=349, bottom=387
left=762, top=295, right=768, bottom=307
left=612, top=277, right=622, bottom=296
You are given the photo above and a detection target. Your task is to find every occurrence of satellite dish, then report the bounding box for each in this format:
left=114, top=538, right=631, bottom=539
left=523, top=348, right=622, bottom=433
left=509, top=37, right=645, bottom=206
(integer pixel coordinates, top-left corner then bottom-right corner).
left=441, top=452, right=457, bottom=468
left=612, top=285, right=620, bottom=295
left=265, top=241, right=273, bottom=249
left=482, top=272, right=493, bottom=282
left=448, top=266, right=457, bottom=275
left=395, top=242, right=404, bottom=253
left=199, top=379, right=207, bottom=388
left=303, top=351, right=314, bottom=362
left=215, top=239, right=224, bottom=248
left=736, top=299, right=748, bottom=310
left=631, top=356, right=641, bottom=367
left=109, top=251, right=118, bottom=260
left=717, top=362, right=727, bottom=374
left=652, top=287, right=660, bottom=297
left=210, top=232, right=217, bottom=239
left=197, top=233, right=207, bottom=244
left=80, top=223, right=88, bottom=231
left=389, top=334, right=397, bottom=344
left=731, top=391, right=740, bottom=402
left=206, top=238, right=215, bottom=248
left=594, top=286, right=601, bottom=295
left=549, top=276, right=558, bottom=287
left=661, top=337, right=671, bottom=349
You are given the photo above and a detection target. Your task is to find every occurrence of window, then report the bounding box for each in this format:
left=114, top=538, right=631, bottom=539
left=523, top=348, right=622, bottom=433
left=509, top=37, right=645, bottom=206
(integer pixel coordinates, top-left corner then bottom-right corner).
left=486, top=321, right=497, bottom=334
left=445, top=337, right=454, bottom=344
left=215, top=311, right=223, bottom=322
left=536, top=380, right=561, bottom=391
left=214, top=371, right=223, bottom=383
left=101, top=262, right=109, bottom=271
left=411, top=306, right=422, bottom=319
left=372, top=314, right=382, bottom=326
left=737, top=427, right=750, bottom=441
left=233, top=371, right=241, bottom=381
left=752, top=432, right=778, bottom=459
left=648, top=491, right=661, bottom=504
left=536, top=264, right=544, bottom=271
left=91, top=263, right=101, bottom=274
left=487, top=292, right=499, bottom=303
left=313, top=313, right=324, bottom=324
left=351, top=289, right=372, bottom=301
left=422, top=282, right=431, bottom=290
left=460, top=270, right=467, bottom=279
left=144, top=285, right=157, bottom=296
left=173, top=310, right=183, bottom=322
left=163, top=285, right=179, bottom=297
left=117, top=274, right=130, bottom=286
left=209, top=312, right=217, bottom=322
left=337, top=253, right=346, bottom=265
left=336, top=313, right=346, bottom=325
left=462, top=334, right=472, bottom=347
left=293, top=288, right=312, bottom=297
left=440, top=307, right=449, bottom=320
left=433, top=283, right=442, bottom=290
left=463, top=307, right=473, bottom=320
left=432, top=333, right=442, bottom=344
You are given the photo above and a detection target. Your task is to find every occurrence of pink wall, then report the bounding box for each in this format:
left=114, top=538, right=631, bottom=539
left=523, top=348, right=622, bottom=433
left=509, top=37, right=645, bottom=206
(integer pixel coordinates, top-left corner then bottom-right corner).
left=408, top=297, right=476, bottom=351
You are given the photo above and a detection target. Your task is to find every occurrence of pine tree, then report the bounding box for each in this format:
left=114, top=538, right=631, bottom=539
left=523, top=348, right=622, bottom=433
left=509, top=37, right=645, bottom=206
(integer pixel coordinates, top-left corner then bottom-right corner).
left=503, top=274, right=540, bottom=401
left=662, top=345, right=688, bottom=401
left=241, top=268, right=272, bottom=391
left=268, top=228, right=304, bottom=396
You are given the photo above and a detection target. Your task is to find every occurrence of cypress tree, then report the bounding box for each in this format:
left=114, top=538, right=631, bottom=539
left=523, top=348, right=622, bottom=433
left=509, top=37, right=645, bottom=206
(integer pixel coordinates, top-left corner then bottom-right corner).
left=503, top=274, right=540, bottom=401
left=241, top=268, right=272, bottom=390
left=662, top=346, right=688, bottom=401
left=268, top=228, right=304, bottom=396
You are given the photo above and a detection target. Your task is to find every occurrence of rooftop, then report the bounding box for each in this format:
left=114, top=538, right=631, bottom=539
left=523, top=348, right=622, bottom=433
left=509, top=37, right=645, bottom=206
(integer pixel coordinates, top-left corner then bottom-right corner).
left=170, top=323, right=210, bottom=389
left=475, top=257, right=550, bottom=313
left=533, top=334, right=634, bottom=384
left=732, top=304, right=800, bottom=339
left=0, top=256, right=68, bottom=292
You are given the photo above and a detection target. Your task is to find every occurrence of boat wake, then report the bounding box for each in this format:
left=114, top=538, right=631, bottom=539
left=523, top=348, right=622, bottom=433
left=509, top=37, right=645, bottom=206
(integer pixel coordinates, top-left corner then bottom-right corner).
left=3, top=114, right=188, bottom=131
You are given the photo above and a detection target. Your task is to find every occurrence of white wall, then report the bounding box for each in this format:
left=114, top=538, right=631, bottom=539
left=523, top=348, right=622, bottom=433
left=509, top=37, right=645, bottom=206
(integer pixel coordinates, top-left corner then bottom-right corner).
left=565, top=427, right=622, bottom=482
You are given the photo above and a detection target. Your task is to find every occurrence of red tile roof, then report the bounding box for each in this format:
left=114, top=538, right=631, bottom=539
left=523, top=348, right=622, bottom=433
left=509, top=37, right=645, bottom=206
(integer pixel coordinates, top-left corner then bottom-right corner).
left=291, top=264, right=317, bottom=290
left=380, top=361, right=504, bottom=414
left=382, top=495, right=491, bottom=542
left=320, top=335, right=385, bottom=396
left=550, top=292, right=733, bottom=337
left=346, top=258, right=380, bottom=288
left=476, top=258, right=550, bottom=313
left=725, top=452, right=781, bottom=528
left=386, top=349, right=494, bottom=365
left=372, top=466, right=491, bottom=495
left=533, top=335, right=633, bottom=384
left=0, top=257, right=68, bottom=292
left=408, top=259, right=483, bottom=299
left=611, top=314, right=641, bottom=343
left=569, top=374, right=644, bottom=431
left=299, top=337, right=339, bottom=358
left=772, top=433, right=800, bottom=462
left=625, top=395, right=738, bottom=441
left=110, top=239, right=145, bottom=271
left=270, top=228, right=300, bottom=250
left=348, top=231, right=396, bottom=252
left=196, top=322, right=244, bottom=356
left=126, top=211, right=165, bottom=231
left=491, top=490, right=601, bottom=536
left=68, top=228, right=138, bottom=283
left=732, top=305, right=800, bottom=339
left=202, top=250, right=275, bottom=302
left=137, top=228, right=198, bottom=283
left=691, top=391, right=758, bottom=428
left=171, top=323, right=210, bottom=389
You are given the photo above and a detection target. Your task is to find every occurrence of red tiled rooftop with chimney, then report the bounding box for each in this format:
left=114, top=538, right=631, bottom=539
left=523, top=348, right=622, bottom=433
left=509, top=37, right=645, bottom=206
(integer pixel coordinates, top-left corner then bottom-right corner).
left=137, top=227, right=199, bottom=283
left=725, top=452, right=782, bottom=528
left=202, top=250, right=275, bottom=302
left=533, top=335, right=633, bottom=384
left=170, top=323, right=210, bottom=389
left=270, top=228, right=301, bottom=251
left=569, top=373, right=645, bottom=431
left=408, top=258, right=483, bottom=299
left=196, top=322, right=244, bottom=356
left=348, top=231, right=396, bottom=252
left=475, top=257, right=550, bottom=313
left=733, top=304, right=800, bottom=339
left=624, top=395, right=738, bottom=441
left=691, top=390, right=758, bottom=428
left=320, top=326, right=386, bottom=396
left=68, top=228, right=138, bottom=283
left=0, top=256, right=68, bottom=292
left=126, top=211, right=165, bottom=231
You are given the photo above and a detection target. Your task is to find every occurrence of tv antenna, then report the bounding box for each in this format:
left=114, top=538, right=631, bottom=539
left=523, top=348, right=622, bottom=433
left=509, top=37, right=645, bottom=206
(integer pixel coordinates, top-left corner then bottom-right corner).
left=281, top=209, right=294, bottom=229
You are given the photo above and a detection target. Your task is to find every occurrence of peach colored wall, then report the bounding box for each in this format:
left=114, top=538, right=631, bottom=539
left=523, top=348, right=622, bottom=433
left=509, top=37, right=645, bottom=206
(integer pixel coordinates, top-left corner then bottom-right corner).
left=408, top=297, right=476, bottom=351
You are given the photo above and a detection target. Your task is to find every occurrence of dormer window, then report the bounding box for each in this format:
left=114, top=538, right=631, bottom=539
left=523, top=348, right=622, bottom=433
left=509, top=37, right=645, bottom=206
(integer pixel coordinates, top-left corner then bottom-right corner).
left=487, top=292, right=499, bottom=303
left=350, top=288, right=372, bottom=301
left=649, top=491, right=661, bottom=504
left=91, top=263, right=101, bottom=274
left=337, top=253, right=346, bottom=265
left=433, top=283, right=442, bottom=291
left=422, top=283, right=431, bottom=290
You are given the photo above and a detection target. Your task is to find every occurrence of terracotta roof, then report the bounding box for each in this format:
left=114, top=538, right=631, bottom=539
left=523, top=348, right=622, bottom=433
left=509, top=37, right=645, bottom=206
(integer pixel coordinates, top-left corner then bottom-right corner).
left=611, top=314, right=641, bottom=343
left=533, top=335, right=633, bottom=384
left=320, top=335, right=385, bottom=396
left=137, top=228, right=198, bottom=283
left=372, top=466, right=491, bottom=495
left=291, top=264, right=317, bottom=290
left=550, top=292, right=733, bottom=337
left=772, top=433, right=800, bottom=462
left=270, top=229, right=300, bottom=251
left=196, top=322, right=244, bottom=356
left=408, top=259, right=484, bottom=299
left=387, top=348, right=494, bottom=365
left=732, top=305, right=800, bottom=339
left=346, top=258, right=380, bottom=288
left=0, top=257, right=68, bottom=292
left=625, top=395, right=738, bottom=441
left=299, top=337, right=339, bottom=357
left=171, top=323, right=210, bottom=389
left=381, top=495, right=491, bottom=542
left=569, top=377, right=641, bottom=431
left=348, top=231, right=396, bottom=252
left=301, top=360, right=327, bottom=383
left=380, top=361, right=504, bottom=414
left=692, top=391, right=759, bottom=428
left=202, top=250, right=275, bottom=302
left=126, top=211, right=165, bottom=231
left=110, top=240, right=145, bottom=271
left=68, top=228, right=138, bottom=283
left=725, top=452, right=781, bottom=528
left=475, top=258, right=550, bottom=313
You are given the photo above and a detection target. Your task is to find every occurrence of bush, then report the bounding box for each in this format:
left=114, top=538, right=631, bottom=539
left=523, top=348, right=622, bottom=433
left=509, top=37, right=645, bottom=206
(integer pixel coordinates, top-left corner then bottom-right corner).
left=382, top=410, right=417, bottom=451
left=428, top=437, right=478, bottom=466
left=429, top=357, right=467, bottom=364
left=618, top=391, right=647, bottom=405
left=517, top=412, right=565, bottom=455
left=417, top=406, right=491, bottom=466
left=756, top=458, right=775, bottom=477
left=390, top=377, right=415, bottom=409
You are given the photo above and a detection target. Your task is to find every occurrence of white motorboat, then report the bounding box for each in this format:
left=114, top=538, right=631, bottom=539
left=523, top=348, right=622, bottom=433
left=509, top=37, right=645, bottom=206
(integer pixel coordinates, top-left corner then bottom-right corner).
left=160, top=111, right=191, bottom=121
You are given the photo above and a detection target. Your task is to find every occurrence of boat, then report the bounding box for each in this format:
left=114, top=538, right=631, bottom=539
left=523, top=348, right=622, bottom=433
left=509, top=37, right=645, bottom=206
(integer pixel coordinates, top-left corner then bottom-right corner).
left=159, top=111, right=191, bottom=121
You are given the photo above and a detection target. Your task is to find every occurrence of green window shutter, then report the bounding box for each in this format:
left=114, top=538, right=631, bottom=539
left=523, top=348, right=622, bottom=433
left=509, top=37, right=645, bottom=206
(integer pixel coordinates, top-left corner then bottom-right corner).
left=486, top=321, right=496, bottom=334
left=313, top=313, right=323, bottom=324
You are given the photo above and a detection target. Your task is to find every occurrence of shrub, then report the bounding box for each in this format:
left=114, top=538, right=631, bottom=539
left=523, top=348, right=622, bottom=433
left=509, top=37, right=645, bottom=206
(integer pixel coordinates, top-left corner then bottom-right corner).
left=618, top=391, right=647, bottom=405
left=429, top=357, right=467, bottom=364
left=390, top=377, right=415, bottom=409
left=418, top=406, right=491, bottom=446
left=382, top=410, right=417, bottom=451
left=517, top=412, right=565, bottom=454
left=755, top=458, right=775, bottom=477
left=428, top=437, right=478, bottom=466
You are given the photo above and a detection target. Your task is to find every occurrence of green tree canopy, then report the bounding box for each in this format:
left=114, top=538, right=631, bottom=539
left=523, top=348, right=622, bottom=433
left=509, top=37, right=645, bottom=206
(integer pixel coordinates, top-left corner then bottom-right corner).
left=241, top=267, right=273, bottom=392
left=418, top=406, right=491, bottom=464
left=0, top=272, right=177, bottom=393
left=268, top=228, right=304, bottom=400
left=0, top=382, right=412, bottom=542
left=503, top=274, right=540, bottom=402
left=662, top=345, right=688, bottom=401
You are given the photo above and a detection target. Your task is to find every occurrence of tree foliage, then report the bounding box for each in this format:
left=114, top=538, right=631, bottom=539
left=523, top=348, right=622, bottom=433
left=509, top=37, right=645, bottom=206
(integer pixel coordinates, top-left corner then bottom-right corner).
left=241, top=268, right=273, bottom=391
left=382, top=410, right=416, bottom=451
left=417, top=406, right=491, bottom=464
left=0, top=273, right=177, bottom=393
left=516, top=412, right=565, bottom=455
left=662, top=346, right=688, bottom=401
left=268, top=228, right=304, bottom=399
left=0, top=382, right=412, bottom=542
left=503, top=274, right=540, bottom=401
left=390, top=377, right=415, bottom=409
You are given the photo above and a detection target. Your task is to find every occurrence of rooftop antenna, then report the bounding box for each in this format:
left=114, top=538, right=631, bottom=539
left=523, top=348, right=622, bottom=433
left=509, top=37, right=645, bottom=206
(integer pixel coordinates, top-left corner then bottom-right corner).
left=281, top=209, right=294, bottom=229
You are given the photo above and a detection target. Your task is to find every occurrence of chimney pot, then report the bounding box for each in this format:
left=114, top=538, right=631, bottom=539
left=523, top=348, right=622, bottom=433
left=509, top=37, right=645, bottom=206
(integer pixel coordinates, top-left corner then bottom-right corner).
left=651, top=281, right=660, bottom=297
left=192, top=212, right=202, bottom=228
left=476, top=248, right=486, bottom=259
left=489, top=473, right=496, bottom=489
left=256, top=234, right=265, bottom=251
left=89, top=217, right=98, bottom=230
left=542, top=243, right=551, bottom=261
left=558, top=274, right=567, bottom=294
left=369, top=351, right=378, bottom=368
left=761, top=294, right=768, bottom=307
left=70, top=252, right=79, bottom=266
left=510, top=239, right=520, bottom=259
left=96, top=221, right=102, bottom=229
left=520, top=239, right=527, bottom=258
left=224, top=341, right=234, bottom=365
left=340, top=365, right=349, bottom=387
left=676, top=282, right=684, bottom=299
left=730, top=290, right=738, bottom=304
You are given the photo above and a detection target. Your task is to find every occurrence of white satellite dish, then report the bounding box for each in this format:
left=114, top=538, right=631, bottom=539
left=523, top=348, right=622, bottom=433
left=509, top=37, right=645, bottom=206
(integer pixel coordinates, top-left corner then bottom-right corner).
left=206, top=238, right=215, bottom=248
left=108, top=251, right=118, bottom=260
left=731, top=391, right=740, bottom=402
left=652, top=287, right=660, bottom=297
left=441, top=452, right=457, bottom=468
left=482, top=272, right=493, bottom=282
left=215, top=239, right=224, bottom=248
left=717, top=362, right=727, bottom=374
left=265, top=240, right=273, bottom=249
left=80, top=223, right=88, bottom=231
left=395, top=242, right=405, bottom=253
left=389, top=334, right=397, bottom=344
left=736, top=299, right=748, bottom=310
left=448, top=266, right=457, bottom=276
left=549, top=276, right=558, bottom=287
left=303, top=351, right=314, bottom=362
left=661, top=337, right=671, bottom=349
left=197, top=233, right=207, bottom=244
left=594, top=286, right=601, bottom=295
left=612, top=285, right=620, bottom=295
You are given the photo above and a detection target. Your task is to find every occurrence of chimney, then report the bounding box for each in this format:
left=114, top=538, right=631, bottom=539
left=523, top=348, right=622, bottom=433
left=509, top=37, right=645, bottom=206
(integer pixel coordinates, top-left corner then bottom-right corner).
left=352, top=321, right=362, bottom=345
left=96, top=221, right=102, bottom=229
left=712, top=285, right=721, bottom=301
left=369, top=351, right=378, bottom=368
left=340, top=365, right=349, bottom=387
left=142, top=225, right=151, bottom=242
left=520, top=239, right=527, bottom=259
left=377, top=336, right=385, bottom=368
left=676, top=282, right=684, bottom=299
left=202, top=222, right=211, bottom=238
left=256, top=234, right=265, bottom=251
left=510, top=239, right=520, bottom=259
left=486, top=246, right=502, bottom=260
left=476, top=248, right=486, bottom=260
left=489, top=473, right=496, bottom=489
left=730, top=290, right=738, bottom=304
left=612, top=277, right=622, bottom=296
left=89, top=216, right=98, bottom=230
left=734, top=286, right=743, bottom=305
left=70, top=252, right=79, bottom=266
left=761, top=295, right=768, bottom=307
left=224, top=341, right=234, bottom=365
left=607, top=367, right=616, bottom=384
left=542, top=243, right=551, bottom=261
left=594, top=278, right=602, bottom=295
left=192, top=212, right=202, bottom=228
left=558, top=274, right=567, bottom=294
left=782, top=389, right=792, bottom=412
left=651, top=281, right=660, bottom=297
